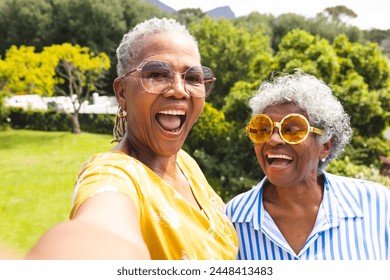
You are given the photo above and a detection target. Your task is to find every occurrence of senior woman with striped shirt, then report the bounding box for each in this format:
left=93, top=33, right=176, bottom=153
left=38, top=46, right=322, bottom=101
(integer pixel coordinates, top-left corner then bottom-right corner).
left=226, top=71, right=390, bottom=260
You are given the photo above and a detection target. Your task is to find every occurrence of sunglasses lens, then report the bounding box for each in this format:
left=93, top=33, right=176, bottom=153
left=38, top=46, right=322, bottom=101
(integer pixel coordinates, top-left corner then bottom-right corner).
left=280, top=115, right=309, bottom=143
left=140, top=61, right=172, bottom=94
left=247, top=115, right=273, bottom=143
left=247, top=114, right=312, bottom=144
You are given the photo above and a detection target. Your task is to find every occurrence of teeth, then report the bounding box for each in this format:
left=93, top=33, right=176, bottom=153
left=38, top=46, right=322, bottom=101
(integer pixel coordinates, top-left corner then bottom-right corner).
left=267, top=154, right=293, bottom=160
left=158, top=110, right=185, bottom=115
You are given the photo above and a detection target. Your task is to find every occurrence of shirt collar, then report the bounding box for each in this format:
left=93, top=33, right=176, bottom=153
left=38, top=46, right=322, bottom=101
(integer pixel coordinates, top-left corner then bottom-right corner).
left=230, top=172, right=363, bottom=231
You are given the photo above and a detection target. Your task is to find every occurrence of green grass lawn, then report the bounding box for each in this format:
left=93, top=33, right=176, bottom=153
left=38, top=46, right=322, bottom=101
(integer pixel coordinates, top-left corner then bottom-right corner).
left=0, top=129, right=114, bottom=255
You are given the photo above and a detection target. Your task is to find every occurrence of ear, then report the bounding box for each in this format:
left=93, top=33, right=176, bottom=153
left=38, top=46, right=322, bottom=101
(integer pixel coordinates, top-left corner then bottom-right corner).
left=320, top=137, right=333, bottom=160
left=113, top=77, right=126, bottom=111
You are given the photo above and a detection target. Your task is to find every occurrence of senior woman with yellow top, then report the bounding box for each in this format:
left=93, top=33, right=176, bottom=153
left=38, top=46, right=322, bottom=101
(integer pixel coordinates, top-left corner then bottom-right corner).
left=226, top=71, right=390, bottom=260
left=26, top=18, right=238, bottom=260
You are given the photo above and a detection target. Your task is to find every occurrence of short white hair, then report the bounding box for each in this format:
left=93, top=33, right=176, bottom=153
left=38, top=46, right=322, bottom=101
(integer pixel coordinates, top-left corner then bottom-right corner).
left=115, top=17, right=199, bottom=77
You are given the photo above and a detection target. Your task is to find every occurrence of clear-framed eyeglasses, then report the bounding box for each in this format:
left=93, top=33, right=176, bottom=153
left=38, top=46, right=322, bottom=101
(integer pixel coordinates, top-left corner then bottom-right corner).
left=121, top=60, right=216, bottom=98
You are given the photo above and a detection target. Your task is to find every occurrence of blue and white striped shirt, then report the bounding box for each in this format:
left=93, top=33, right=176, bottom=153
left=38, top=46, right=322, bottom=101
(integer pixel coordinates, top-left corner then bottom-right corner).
left=225, top=172, right=390, bottom=260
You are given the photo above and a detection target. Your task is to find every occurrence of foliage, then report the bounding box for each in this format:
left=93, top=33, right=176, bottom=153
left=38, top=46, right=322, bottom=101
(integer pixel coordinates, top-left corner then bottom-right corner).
left=176, top=8, right=206, bottom=26
left=333, top=34, right=390, bottom=90
left=0, top=0, right=170, bottom=95
left=332, top=72, right=385, bottom=136
left=331, top=34, right=390, bottom=138
left=47, top=43, right=110, bottom=133
left=44, top=43, right=110, bottom=101
left=275, top=29, right=339, bottom=83
left=189, top=17, right=272, bottom=108
left=327, top=156, right=390, bottom=188
left=344, top=136, right=390, bottom=167
left=0, top=91, right=9, bottom=130
left=222, top=81, right=258, bottom=123
left=8, top=107, right=115, bottom=134
left=186, top=102, right=232, bottom=155
left=364, top=28, right=390, bottom=58
left=318, top=5, right=357, bottom=22
left=0, top=43, right=111, bottom=134
left=9, top=108, right=72, bottom=132
left=233, top=12, right=275, bottom=36
left=0, top=46, right=57, bottom=96
left=47, top=0, right=126, bottom=54
left=0, top=0, right=168, bottom=55
left=0, top=0, right=53, bottom=55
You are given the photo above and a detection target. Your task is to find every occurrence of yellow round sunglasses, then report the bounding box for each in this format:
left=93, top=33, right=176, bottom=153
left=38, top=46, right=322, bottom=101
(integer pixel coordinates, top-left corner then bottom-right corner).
left=245, top=113, right=324, bottom=144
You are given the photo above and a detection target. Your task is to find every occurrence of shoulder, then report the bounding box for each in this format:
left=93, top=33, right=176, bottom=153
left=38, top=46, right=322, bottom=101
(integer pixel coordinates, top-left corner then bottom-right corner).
left=324, top=172, right=390, bottom=202
left=71, top=151, right=146, bottom=218
left=177, top=149, right=198, bottom=165
left=77, top=151, right=146, bottom=179
left=225, top=179, right=265, bottom=220
left=82, top=151, right=134, bottom=166
left=325, top=172, right=389, bottom=191
left=177, top=149, right=207, bottom=181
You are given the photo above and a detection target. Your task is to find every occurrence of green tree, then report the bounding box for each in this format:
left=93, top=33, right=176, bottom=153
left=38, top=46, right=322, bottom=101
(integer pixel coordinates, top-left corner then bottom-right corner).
left=364, top=29, right=390, bottom=58
left=333, top=34, right=389, bottom=90
left=189, top=17, right=272, bottom=109
left=268, top=12, right=364, bottom=52
left=121, top=0, right=169, bottom=29
left=271, top=13, right=308, bottom=51
left=233, top=12, right=274, bottom=37
left=0, top=45, right=57, bottom=96
left=275, top=29, right=340, bottom=83
left=318, top=5, right=357, bottom=24
left=0, top=0, right=53, bottom=55
left=46, top=0, right=126, bottom=54
left=332, top=72, right=384, bottom=136
left=332, top=34, right=390, bottom=140
left=186, top=101, right=259, bottom=200
left=44, top=43, right=110, bottom=133
left=176, top=8, right=206, bottom=26
left=0, top=58, right=10, bottom=128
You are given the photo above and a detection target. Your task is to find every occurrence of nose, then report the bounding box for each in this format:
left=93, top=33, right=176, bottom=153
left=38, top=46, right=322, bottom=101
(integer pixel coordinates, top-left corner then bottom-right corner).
left=266, top=126, right=285, bottom=146
left=162, top=73, right=190, bottom=99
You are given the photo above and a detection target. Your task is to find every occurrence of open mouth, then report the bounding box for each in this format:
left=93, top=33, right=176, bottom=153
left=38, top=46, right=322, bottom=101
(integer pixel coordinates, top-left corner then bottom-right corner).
left=266, top=154, right=293, bottom=166
left=155, top=110, right=186, bottom=133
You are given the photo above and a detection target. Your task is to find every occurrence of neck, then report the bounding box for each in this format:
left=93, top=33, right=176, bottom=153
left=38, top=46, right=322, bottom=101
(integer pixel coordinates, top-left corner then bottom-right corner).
left=263, top=175, right=324, bottom=209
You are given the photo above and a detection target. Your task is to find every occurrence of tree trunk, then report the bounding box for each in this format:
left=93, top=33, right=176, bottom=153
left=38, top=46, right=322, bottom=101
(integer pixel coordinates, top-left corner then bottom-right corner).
left=71, top=111, right=81, bottom=134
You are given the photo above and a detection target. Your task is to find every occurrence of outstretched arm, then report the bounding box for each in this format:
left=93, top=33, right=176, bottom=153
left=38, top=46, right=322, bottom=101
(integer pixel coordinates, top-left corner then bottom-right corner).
left=25, top=192, right=150, bottom=260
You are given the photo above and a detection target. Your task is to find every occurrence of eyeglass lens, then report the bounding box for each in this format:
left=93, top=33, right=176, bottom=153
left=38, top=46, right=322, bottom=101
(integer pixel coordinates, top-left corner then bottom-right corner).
left=139, top=61, right=214, bottom=97
left=247, top=114, right=310, bottom=144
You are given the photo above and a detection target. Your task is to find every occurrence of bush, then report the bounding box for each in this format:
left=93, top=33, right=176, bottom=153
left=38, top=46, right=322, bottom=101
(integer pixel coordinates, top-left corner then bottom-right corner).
left=7, top=107, right=114, bottom=134
left=0, top=92, right=10, bottom=130
left=79, top=113, right=115, bottom=135
left=327, top=156, right=390, bottom=188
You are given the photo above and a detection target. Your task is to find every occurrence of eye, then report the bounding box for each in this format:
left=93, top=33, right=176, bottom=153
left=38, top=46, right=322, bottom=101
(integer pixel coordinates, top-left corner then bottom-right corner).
left=283, top=124, right=305, bottom=135
left=185, top=72, right=203, bottom=84
left=185, top=67, right=205, bottom=84
left=259, top=126, right=271, bottom=133
left=142, top=69, right=170, bottom=80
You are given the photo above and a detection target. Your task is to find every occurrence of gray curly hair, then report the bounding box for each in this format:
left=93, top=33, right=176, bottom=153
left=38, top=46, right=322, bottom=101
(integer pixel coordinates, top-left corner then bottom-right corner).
left=115, top=17, right=199, bottom=77
left=248, top=71, right=353, bottom=172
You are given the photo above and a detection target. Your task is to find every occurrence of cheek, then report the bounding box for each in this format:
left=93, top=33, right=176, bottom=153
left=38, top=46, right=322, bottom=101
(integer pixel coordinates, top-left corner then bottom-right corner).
left=191, top=99, right=205, bottom=119
left=254, top=145, right=265, bottom=166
